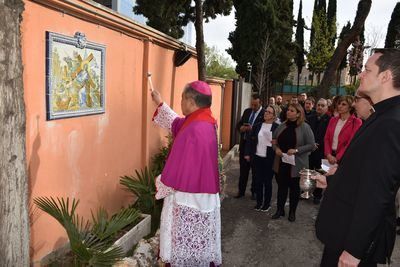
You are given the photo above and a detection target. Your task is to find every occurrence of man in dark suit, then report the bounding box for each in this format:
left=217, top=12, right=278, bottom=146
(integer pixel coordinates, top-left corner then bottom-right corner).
left=235, top=94, right=264, bottom=198
left=306, top=98, right=331, bottom=204
left=315, top=49, right=400, bottom=266
left=304, top=97, right=317, bottom=121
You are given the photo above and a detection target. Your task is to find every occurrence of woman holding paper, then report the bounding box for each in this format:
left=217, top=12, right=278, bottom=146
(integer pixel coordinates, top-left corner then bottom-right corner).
left=271, top=103, right=315, bottom=222
left=244, top=105, right=280, bottom=212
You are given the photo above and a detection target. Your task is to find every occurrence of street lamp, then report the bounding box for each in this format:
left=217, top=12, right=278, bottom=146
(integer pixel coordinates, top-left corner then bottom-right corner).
left=247, top=62, right=252, bottom=83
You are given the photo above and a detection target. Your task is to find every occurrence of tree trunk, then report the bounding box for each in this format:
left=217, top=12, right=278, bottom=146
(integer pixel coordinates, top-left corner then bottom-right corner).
left=336, top=69, right=341, bottom=95
left=311, top=72, right=314, bottom=87
left=194, top=0, right=206, bottom=81
left=317, top=0, right=372, bottom=98
left=0, top=1, right=30, bottom=266
left=297, top=71, right=300, bottom=95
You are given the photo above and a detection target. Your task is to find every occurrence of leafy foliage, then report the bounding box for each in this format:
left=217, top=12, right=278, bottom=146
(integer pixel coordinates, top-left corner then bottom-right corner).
left=34, top=197, right=140, bottom=266
left=344, top=80, right=360, bottom=95
left=307, top=9, right=333, bottom=83
left=120, top=167, right=162, bottom=233
left=151, top=135, right=173, bottom=177
left=205, top=45, right=237, bottom=79
left=133, top=0, right=233, bottom=80
left=385, top=2, right=400, bottom=48
left=327, top=0, right=337, bottom=47
left=228, top=0, right=294, bottom=95
left=316, top=0, right=371, bottom=98
left=295, top=0, right=305, bottom=76
left=133, top=0, right=191, bottom=39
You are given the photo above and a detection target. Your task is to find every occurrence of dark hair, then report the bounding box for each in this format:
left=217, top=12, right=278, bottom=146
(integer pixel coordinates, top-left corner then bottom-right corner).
left=355, top=90, right=374, bottom=105
left=252, top=94, right=261, bottom=100
left=184, top=85, right=212, bottom=108
left=305, top=97, right=315, bottom=104
left=373, top=48, right=400, bottom=89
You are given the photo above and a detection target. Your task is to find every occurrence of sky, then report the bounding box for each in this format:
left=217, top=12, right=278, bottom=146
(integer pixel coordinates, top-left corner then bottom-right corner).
left=203, top=0, right=399, bottom=65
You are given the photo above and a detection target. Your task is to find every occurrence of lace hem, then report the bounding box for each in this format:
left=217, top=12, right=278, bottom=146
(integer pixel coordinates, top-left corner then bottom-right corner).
left=155, top=175, right=174, bottom=199
left=159, top=195, right=222, bottom=267
left=153, top=103, right=179, bottom=130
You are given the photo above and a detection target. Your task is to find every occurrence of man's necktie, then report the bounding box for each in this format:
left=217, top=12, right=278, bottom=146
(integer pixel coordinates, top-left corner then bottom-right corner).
left=249, top=111, right=255, bottom=125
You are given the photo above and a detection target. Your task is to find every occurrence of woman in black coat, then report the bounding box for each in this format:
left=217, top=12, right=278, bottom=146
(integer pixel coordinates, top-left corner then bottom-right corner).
left=244, top=105, right=279, bottom=211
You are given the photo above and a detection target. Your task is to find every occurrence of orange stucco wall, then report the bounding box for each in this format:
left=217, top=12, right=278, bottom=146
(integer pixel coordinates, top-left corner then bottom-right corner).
left=221, top=80, right=234, bottom=151
left=22, top=0, right=226, bottom=263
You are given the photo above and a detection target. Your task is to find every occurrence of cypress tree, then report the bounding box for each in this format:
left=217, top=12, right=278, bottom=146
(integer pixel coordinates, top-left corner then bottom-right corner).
left=318, top=0, right=326, bottom=13
left=271, top=0, right=295, bottom=84
left=228, top=0, right=294, bottom=95
left=134, top=0, right=233, bottom=81
left=134, top=0, right=191, bottom=39
left=310, top=0, right=319, bottom=47
left=318, top=0, right=371, bottom=98
left=384, top=2, right=400, bottom=48
left=307, top=9, right=333, bottom=85
left=295, top=0, right=305, bottom=94
left=327, top=0, right=337, bottom=48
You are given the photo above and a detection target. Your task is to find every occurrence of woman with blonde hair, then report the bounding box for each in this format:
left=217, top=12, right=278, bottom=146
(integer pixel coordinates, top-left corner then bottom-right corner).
left=324, top=95, right=362, bottom=165
left=271, top=103, right=315, bottom=222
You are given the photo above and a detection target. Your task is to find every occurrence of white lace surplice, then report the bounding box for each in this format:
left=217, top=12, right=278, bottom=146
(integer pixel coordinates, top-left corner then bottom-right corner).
left=153, top=103, right=222, bottom=266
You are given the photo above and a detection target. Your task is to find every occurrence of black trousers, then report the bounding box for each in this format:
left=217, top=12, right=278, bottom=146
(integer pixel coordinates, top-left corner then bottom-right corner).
left=275, top=162, right=300, bottom=211
left=238, top=147, right=255, bottom=196
left=320, top=246, right=377, bottom=267
left=252, top=155, right=274, bottom=207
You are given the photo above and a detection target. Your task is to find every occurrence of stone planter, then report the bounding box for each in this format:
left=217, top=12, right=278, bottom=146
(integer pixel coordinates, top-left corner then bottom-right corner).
left=113, top=213, right=151, bottom=255
left=40, top=213, right=151, bottom=266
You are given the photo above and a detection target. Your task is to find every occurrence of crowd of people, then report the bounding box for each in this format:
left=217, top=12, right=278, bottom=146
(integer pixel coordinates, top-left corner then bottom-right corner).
left=236, top=91, right=364, bottom=218
left=235, top=48, right=400, bottom=266
left=149, top=49, right=400, bottom=266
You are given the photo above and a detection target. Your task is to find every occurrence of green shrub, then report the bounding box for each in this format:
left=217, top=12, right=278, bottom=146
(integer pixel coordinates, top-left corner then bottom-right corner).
left=120, top=167, right=162, bottom=234
left=151, top=135, right=173, bottom=176
left=34, top=197, right=139, bottom=266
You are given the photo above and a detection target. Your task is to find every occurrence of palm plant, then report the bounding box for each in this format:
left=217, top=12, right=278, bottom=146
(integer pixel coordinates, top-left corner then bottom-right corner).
left=34, top=197, right=140, bottom=266
left=120, top=167, right=162, bottom=233
left=151, top=134, right=173, bottom=176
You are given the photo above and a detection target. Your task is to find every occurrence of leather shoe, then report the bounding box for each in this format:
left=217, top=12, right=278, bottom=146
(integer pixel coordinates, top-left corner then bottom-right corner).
left=234, top=194, right=244, bottom=199
left=271, top=209, right=285, bottom=219
left=288, top=211, right=296, bottom=222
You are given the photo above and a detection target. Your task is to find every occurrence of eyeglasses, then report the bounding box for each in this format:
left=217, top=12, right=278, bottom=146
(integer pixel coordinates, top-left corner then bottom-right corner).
left=317, top=104, right=326, bottom=107
left=354, top=95, right=373, bottom=105
left=265, top=111, right=274, bottom=115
